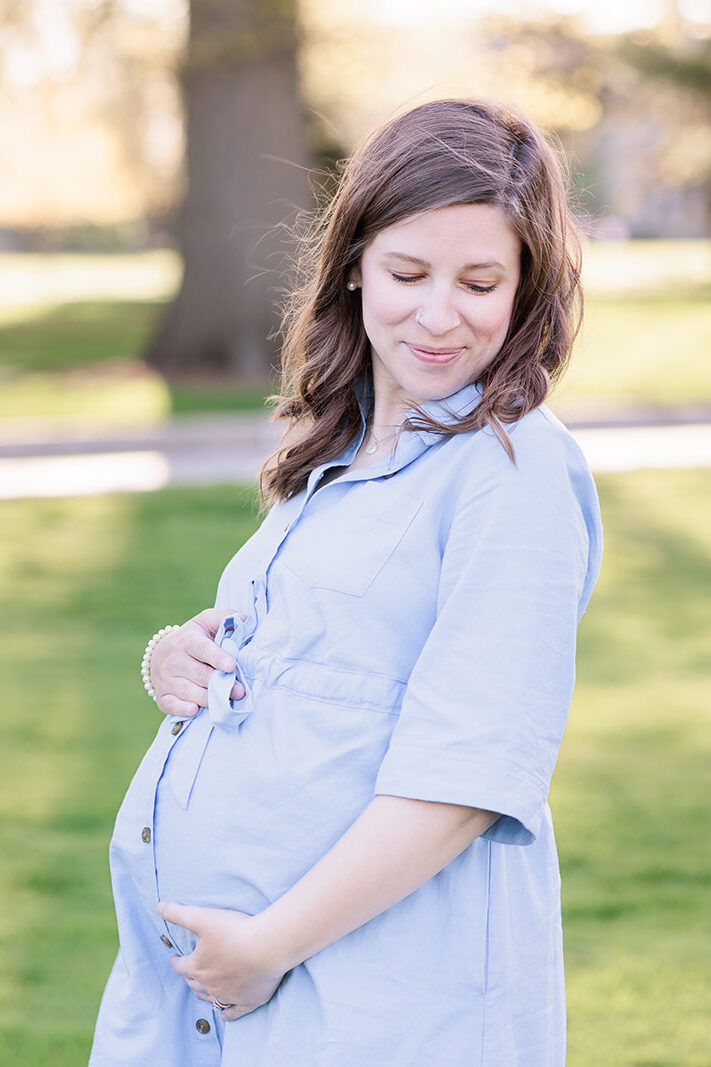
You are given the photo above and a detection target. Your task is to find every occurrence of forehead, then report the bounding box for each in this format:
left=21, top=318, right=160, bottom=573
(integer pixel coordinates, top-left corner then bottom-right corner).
left=366, top=203, right=520, bottom=264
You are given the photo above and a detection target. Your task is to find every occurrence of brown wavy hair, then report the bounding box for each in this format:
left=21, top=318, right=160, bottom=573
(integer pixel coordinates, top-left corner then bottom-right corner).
left=259, top=97, right=582, bottom=507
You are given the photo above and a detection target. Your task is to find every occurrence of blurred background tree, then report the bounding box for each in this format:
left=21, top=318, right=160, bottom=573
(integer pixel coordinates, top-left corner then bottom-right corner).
left=0, top=0, right=185, bottom=245
left=145, top=0, right=311, bottom=379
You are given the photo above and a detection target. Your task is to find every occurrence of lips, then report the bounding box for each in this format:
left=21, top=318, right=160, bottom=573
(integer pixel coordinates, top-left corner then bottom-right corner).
left=405, top=343, right=463, bottom=364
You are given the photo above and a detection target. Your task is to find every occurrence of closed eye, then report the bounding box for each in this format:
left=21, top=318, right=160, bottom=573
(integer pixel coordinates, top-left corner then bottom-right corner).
left=464, top=282, right=497, bottom=294
left=390, top=272, right=496, bottom=295
left=390, top=272, right=422, bottom=284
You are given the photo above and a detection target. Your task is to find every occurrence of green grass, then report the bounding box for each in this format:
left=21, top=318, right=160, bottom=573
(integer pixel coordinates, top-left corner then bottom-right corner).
left=0, top=296, right=275, bottom=424
left=0, top=468, right=709, bottom=1063
left=554, top=468, right=711, bottom=1065
left=0, top=241, right=709, bottom=425
left=0, top=300, right=162, bottom=374
left=553, top=281, right=711, bottom=417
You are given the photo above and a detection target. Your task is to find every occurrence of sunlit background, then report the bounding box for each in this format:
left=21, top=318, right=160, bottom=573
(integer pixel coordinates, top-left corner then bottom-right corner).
left=1, top=0, right=710, bottom=426
left=1, top=2, right=710, bottom=1064
left=2, top=0, right=710, bottom=235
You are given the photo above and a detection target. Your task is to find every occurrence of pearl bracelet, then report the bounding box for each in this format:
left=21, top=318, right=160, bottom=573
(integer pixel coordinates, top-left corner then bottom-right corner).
left=141, top=625, right=181, bottom=703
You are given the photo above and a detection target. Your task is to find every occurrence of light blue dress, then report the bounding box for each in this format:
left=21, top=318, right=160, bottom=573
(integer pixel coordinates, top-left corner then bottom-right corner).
left=90, top=377, right=602, bottom=1066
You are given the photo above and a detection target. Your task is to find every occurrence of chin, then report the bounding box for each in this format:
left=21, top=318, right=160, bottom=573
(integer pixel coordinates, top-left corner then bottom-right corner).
left=404, top=371, right=468, bottom=401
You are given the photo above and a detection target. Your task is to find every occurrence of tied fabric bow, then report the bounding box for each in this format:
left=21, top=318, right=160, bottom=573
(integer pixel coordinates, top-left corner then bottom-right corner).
left=206, top=613, right=255, bottom=729
left=167, top=613, right=255, bottom=808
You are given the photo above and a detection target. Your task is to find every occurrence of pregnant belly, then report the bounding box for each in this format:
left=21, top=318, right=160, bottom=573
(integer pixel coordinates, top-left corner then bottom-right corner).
left=153, top=688, right=398, bottom=951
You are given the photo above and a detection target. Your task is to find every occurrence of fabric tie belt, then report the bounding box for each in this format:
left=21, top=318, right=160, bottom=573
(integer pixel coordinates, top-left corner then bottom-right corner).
left=166, top=613, right=255, bottom=808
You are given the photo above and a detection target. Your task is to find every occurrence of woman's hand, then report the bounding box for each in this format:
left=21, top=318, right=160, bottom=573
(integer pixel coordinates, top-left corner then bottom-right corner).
left=157, top=901, right=287, bottom=1021
left=150, top=608, right=248, bottom=718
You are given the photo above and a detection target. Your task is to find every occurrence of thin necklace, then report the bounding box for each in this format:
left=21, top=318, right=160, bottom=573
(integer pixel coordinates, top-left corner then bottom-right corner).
left=365, top=425, right=400, bottom=455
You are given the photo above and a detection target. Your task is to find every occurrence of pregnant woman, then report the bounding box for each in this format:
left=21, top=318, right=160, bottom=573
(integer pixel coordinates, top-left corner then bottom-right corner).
left=90, top=98, right=602, bottom=1066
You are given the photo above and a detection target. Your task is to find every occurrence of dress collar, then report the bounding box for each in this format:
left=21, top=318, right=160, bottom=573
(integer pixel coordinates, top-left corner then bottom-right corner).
left=355, top=374, right=484, bottom=442
left=305, top=377, right=483, bottom=498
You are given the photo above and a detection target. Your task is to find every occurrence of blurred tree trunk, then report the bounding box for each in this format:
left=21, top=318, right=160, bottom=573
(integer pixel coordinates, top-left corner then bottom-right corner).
left=145, top=0, right=311, bottom=380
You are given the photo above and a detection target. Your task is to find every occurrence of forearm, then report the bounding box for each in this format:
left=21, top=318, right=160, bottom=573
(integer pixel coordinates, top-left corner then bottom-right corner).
left=253, top=794, right=499, bottom=972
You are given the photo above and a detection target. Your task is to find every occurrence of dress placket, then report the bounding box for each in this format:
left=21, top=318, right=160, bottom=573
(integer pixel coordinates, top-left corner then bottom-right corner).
left=151, top=721, right=199, bottom=947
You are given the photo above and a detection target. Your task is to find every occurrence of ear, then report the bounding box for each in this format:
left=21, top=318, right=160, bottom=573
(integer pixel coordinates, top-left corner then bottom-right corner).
left=348, top=265, right=362, bottom=287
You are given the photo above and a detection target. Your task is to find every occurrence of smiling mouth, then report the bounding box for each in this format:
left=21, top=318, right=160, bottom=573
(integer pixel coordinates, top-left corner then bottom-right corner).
left=405, top=343, right=463, bottom=363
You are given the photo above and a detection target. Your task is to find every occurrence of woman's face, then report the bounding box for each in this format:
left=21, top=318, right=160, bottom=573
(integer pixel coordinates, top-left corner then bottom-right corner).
left=350, top=202, right=521, bottom=416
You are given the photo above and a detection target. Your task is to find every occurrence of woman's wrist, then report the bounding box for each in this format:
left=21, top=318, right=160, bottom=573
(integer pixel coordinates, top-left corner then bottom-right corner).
left=248, top=907, right=302, bottom=975
left=140, top=625, right=181, bottom=703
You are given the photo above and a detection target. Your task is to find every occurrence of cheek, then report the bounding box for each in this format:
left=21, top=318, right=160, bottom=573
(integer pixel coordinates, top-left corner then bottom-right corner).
left=361, top=278, right=413, bottom=329
left=474, top=295, right=515, bottom=340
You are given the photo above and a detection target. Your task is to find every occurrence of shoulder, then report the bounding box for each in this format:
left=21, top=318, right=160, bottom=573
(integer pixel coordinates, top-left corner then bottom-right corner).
left=449, top=404, right=603, bottom=609
left=445, top=403, right=602, bottom=556
left=512, top=403, right=589, bottom=469
left=449, top=402, right=593, bottom=499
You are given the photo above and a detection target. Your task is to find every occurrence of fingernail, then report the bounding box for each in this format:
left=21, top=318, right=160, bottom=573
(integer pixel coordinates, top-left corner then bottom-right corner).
left=223, top=659, right=236, bottom=672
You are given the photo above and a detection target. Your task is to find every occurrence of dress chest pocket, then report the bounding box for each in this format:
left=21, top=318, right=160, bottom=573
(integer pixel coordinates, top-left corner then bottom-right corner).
left=282, top=480, right=423, bottom=597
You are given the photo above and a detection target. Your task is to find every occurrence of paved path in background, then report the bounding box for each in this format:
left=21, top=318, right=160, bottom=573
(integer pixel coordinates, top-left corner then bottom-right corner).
left=1, top=409, right=710, bottom=500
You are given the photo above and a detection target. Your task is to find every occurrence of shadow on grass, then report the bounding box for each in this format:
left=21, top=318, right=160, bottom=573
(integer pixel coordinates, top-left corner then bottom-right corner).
left=0, top=299, right=276, bottom=418
left=0, top=300, right=165, bottom=373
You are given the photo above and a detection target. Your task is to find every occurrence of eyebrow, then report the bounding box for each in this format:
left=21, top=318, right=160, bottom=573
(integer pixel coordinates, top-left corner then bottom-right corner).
left=382, top=252, right=507, bottom=271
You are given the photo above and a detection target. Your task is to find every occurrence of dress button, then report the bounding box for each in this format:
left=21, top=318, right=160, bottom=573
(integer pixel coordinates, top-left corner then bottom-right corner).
left=160, top=934, right=173, bottom=948
left=170, top=720, right=185, bottom=735
left=141, top=826, right=151, bottom=843
left=195, top=1018, right=211, bottom=1034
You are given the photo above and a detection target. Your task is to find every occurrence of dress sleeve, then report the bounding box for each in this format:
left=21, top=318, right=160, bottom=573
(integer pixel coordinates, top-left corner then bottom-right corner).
left=373, top=427, right=602, bottom=845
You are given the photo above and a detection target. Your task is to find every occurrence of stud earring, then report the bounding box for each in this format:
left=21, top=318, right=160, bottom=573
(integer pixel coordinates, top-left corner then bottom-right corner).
left=346, top=281, right=358, bottom=291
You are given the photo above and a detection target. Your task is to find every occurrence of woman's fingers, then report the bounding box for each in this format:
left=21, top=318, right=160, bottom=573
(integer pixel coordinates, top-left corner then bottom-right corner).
left=162, top=677, right=209, bottom=708
left=154, top=661, right=246, bottom=717
left=184, top=976, right=211, bottom=997
left=158, top=900, right=204, bottom=934
left=181, top=628, right=237, bottom=675
left=188, top=608, right=248, bottom=639
left=156, top=677, right=244, bottom=716
left=186, top=984, right=250, bottom=1014
left=152, top=622, right=235, bottom=689
left=155, top=691, right=200, bottom=718
left=168, top=659, right=245, bottom=702
left=179, top=970, right=258, bottom=1015
left=196, top=637, right=237, bottom=676
left=219, top=1003, right=254, bottom=1021
left=148, top=609, right=249, bottom=716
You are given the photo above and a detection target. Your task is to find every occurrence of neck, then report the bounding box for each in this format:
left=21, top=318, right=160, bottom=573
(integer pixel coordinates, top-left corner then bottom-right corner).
left=365, top=356, right=425, bottom=439
left=368, top=390, right=418, bottom=440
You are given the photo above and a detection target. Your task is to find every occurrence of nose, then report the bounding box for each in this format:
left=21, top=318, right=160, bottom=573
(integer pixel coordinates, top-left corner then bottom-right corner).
left=415, top=287, right=462, bottom=336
